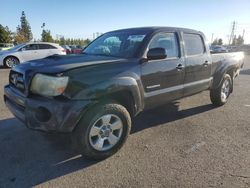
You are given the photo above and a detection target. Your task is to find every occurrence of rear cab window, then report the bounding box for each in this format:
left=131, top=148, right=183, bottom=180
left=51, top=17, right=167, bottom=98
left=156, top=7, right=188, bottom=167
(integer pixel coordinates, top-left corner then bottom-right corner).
left=183, top=33, right=205, bottom=56
left=148, top=32, right=179, bottom=58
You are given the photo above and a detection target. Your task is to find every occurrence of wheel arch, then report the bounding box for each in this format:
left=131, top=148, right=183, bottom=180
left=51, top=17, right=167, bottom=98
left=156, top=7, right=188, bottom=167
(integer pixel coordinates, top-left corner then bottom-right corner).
left=70, top=77, right=143, bottom=132
left=97, top=90, right=137, bottom=117
left=211, top=67, right=236, bottom=91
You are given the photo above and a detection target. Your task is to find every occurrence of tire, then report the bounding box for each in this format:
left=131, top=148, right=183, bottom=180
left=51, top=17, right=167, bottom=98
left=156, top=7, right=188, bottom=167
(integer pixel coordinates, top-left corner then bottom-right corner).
left=210, top=74, right=232, bottom=106
left=4, top=56, right=20, bottom=68
left=72, top=103, right=131, bottom=160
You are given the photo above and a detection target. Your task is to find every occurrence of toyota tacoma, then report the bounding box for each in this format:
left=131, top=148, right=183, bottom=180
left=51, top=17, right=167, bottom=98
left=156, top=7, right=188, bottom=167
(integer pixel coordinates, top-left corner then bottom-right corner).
left=4, top=27, right=244, bottom=159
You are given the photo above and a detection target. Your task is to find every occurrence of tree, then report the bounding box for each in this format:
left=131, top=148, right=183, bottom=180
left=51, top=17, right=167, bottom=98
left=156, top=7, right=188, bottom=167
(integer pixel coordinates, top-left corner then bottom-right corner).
left=55, top=37, right=90, bottom=46
left=71, top=39, right=74, bottom=45
left=218, top=38, right=223, bottom=45
left=0, top=24, right=13, bottom=43
left=84, top=39, right=91, bottom=46
left=212, top=39, right=218, bottom=45
left=232, top=35, right=244, bottom=46
left=14, top=11, right=33, bottom=43
left=66, top=39, right=69, bottom=45
left=41, top=30, right=53, bottom=42
left=59, top=37, right=66, bottom=45
left=238, top=35, right=244, bottom=45
left=212, top=38, right=223, bottom=45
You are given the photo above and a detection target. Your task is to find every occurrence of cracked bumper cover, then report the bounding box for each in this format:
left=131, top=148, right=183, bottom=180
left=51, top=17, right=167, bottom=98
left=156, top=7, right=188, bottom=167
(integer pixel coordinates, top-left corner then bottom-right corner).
left=4, top=85, right=92, bottom=132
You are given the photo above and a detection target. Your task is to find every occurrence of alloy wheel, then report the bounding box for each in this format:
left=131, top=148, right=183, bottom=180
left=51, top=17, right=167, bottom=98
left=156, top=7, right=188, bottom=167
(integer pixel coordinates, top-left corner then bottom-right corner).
left=221, top=79, right=230, bottom=102
left=89, top=114, right=123, bottom=151
left=5, top=57, right=19, bottom=68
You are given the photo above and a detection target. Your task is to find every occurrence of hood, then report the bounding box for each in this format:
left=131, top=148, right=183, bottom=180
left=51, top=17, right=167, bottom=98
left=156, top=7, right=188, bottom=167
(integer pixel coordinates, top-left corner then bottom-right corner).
left=14, top=54, right=128, bottom=74
left=0, top=49, right=13, bottom=55
left=0, top=47, right=20, bottom=55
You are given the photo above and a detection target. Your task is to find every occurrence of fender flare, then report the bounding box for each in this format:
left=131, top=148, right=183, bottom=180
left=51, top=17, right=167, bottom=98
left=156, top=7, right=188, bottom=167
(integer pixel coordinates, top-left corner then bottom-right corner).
left=211, top=65, right=236, bottom=90
left=74, top=76, right=144, bottom=114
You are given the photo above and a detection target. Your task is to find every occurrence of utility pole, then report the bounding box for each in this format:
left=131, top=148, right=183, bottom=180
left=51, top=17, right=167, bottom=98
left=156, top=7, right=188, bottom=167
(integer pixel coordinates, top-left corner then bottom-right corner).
left=211, top=33, right=214, bottom=44
left=229, top=21, right=236, bottom=45
left=242, top=29, right=245, bottom=41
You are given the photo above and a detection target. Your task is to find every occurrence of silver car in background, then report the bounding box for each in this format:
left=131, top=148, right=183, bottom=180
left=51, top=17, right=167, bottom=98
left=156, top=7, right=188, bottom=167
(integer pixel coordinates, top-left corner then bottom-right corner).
left=210, top=45, right=229, bottom=54
left=0, top=42, right=66, bottom=68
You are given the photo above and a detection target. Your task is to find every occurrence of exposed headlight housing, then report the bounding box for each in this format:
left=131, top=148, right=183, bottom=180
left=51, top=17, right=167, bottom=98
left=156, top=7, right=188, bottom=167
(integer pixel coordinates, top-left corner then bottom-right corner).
left=30, top=74, right=69, bottom=97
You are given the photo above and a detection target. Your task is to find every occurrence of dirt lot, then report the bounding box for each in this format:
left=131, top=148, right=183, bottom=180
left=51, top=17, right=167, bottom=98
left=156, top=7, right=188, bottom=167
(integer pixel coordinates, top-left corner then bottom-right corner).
left=0, top=56, right=249, bottom=188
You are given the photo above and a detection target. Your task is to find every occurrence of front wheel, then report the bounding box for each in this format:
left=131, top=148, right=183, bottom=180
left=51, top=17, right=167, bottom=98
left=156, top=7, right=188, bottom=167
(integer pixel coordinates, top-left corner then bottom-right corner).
left=210, top=74, right=232, bottom=106
left=4, top=56, right=20, bottom=68
left=72, top=103, right=131, bottom=160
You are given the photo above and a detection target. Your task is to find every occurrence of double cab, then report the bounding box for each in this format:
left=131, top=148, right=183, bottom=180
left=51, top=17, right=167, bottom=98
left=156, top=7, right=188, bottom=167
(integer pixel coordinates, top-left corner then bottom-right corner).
left=4, top=27, right=244, bottom=159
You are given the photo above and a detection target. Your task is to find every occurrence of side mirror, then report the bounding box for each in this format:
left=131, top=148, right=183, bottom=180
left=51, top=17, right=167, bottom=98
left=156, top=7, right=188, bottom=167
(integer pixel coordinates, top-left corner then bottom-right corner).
left=21, top=48, right=26, bottom=51
left=147, top=48, right=167, bottom=60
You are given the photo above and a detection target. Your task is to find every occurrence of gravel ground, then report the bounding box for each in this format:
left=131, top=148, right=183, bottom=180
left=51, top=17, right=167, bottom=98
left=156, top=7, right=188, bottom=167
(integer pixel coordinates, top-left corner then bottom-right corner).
left=0, top=56, right=249, bottom=188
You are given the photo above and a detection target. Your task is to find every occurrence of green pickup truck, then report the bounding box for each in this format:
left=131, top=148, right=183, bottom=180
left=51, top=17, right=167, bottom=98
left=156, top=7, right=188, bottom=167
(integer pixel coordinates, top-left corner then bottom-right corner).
left=4, top=27, right=244, bottom=160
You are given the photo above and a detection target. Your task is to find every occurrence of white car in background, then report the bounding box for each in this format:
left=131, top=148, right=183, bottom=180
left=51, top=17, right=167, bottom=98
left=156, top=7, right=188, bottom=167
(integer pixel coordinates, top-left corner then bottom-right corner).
left=0, top=42, right=66, bottom=68
left=0, top=43, right=14, bottom=51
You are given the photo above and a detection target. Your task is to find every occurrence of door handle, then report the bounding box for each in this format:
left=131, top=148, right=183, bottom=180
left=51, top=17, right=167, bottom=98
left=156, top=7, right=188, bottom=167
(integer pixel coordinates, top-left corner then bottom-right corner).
left=203, top=61, right=209, bottom=67
left=176, top=64, right=184, bottom=70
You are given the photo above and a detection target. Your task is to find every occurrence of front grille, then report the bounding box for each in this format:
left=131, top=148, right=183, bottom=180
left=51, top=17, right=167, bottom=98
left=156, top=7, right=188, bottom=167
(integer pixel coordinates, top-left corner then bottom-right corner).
left=9, top=70, right=25, bottom=93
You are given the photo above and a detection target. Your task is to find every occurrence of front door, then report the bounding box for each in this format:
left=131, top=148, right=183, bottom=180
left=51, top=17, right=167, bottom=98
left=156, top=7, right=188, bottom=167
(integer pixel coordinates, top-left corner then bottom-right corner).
left=19, top=44, right=40, bottom=62
left=141, top=32, right=185, bottom=109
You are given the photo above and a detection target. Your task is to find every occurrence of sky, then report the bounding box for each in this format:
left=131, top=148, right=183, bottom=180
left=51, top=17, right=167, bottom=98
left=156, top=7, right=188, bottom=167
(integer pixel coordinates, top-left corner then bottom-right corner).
left=1, top=0, right=250, bottom=44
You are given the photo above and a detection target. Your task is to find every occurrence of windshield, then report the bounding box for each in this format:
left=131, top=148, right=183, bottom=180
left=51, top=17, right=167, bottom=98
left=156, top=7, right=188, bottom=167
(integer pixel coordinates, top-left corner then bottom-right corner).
left=83, top=31, right=148, bottom=58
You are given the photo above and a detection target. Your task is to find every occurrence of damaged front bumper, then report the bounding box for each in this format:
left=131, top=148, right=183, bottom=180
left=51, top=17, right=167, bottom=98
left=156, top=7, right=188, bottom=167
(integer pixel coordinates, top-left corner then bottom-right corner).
left=4, top=85, right=92, bottom=132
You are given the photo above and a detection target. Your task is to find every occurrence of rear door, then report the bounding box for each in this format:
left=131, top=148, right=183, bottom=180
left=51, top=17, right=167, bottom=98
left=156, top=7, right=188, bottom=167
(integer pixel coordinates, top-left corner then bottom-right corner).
left=141, top=32, right=185, bottom=108
left=46, top=44, right=62, bottom=55
left=37, top=44, right=58, bottom=58
left=182, top=33, right=212, bottom=96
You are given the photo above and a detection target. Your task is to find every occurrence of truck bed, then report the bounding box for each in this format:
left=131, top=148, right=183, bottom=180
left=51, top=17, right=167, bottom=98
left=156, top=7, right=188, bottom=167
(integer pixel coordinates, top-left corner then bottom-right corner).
left=211, top=51, right=244, bottom=62
left=211, top=52, right=244, bottom=77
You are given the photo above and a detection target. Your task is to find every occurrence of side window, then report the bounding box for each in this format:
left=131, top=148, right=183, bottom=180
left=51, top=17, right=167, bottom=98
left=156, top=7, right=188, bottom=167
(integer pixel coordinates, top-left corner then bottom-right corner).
left=38, top=44, right=57, bottom=50
left=148, top=33, right=179, bottom=58
left=22, top=44, right=38, bottom=51
left=183, top=33, right=205, bottom=56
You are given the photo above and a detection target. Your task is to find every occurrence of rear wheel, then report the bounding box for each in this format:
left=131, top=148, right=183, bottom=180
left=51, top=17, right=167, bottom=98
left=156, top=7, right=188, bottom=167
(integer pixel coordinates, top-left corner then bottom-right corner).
left=72, top=103, right=131, bottom=160
left=210, top=74, right=232, bottom=106
left=4, top=56, right=20, bottom=68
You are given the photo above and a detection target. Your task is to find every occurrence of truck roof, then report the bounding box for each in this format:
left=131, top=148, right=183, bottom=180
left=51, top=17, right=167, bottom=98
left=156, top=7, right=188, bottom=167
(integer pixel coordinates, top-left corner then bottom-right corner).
left=108, top=26, right=201, bottom=34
